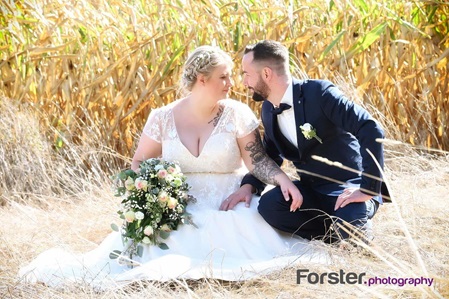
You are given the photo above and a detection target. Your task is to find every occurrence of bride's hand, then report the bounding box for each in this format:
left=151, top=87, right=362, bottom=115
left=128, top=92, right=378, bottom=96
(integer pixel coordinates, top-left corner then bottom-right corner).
left=219, top=184, right=253, bottom=211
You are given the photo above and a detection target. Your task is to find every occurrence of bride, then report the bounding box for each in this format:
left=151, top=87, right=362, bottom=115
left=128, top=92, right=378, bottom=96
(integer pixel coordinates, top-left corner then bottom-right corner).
left=19, top=45, right=328, bottom=289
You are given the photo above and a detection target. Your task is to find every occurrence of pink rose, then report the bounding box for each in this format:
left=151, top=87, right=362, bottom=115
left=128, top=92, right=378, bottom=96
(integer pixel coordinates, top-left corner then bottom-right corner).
left=167, top=166, right=177, bottom=174
left=167, top=197, right=178, bottom=209
left=125, top=177, right=135, bottom=190
left=124, top=211, right=135, bottom=223
left=143, top=226, right=154, bottom=236
left=158, top=191, right=169, bottom=202
left=134, top=178, right=148, bottom=191
left=157, top=169, right=168, bottom=179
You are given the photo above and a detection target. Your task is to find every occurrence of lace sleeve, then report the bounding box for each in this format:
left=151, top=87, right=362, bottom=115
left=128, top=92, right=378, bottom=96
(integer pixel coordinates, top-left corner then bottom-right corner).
left=142, top=108, right=162, bottom=143
left=231, top=100, right=260, bottom=138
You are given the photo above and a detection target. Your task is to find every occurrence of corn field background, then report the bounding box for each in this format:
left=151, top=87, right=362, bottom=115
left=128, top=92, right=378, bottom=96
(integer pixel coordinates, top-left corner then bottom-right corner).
left=1, top=0, right=449, bottom=298
left=1, top=0, right=448, bottom=159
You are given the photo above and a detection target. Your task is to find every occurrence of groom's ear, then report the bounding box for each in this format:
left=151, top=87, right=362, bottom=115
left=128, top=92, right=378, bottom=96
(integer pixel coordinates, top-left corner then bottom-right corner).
left=262, top=67, right=272, bottom=81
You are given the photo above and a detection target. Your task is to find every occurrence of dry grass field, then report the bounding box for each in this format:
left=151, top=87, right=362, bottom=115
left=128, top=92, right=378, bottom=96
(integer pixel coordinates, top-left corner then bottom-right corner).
left=1, top=0, right=448, bottom=298
left=0, top=97, right=448, bottom=298
left=1, top=0, right=448, bottom=156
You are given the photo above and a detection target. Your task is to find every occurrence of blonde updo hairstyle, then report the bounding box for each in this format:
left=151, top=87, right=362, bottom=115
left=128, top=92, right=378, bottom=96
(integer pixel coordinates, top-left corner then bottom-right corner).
left=180, top=45, right=233, bottom=95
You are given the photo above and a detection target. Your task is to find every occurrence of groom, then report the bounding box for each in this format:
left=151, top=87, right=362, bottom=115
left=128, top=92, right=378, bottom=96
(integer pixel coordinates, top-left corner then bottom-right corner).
left=239, top=40, right=389, bottom=243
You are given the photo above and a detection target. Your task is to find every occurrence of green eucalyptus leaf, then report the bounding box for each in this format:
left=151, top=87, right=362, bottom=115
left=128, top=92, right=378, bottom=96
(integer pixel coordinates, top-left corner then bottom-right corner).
left=111, top=223, right=119, bottom=232
left=137, top=245, right=144, bottom=257
left=124, top=169, right=136, bottom=177
left=109, top=250, right=122, bottom=259
left=158, top=243, right=169, bottom=250
left=159, top=231, right=170, bottom=239
left=118, top=171, right=128, bottom=180
left=115, top=187, right=126, bottom=196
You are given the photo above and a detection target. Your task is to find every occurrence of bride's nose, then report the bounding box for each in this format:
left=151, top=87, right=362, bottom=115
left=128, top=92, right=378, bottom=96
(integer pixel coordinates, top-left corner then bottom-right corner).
left=227, top=77, right=233, bottom=87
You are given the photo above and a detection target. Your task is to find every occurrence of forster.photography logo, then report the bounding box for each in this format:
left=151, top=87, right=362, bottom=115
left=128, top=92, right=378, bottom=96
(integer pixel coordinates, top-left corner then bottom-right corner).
left=296, top=269, right=434, bottom=287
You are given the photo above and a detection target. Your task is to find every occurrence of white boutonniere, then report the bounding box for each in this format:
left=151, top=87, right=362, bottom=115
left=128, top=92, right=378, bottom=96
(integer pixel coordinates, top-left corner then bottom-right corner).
left=300, top=123, right=322, bottom=144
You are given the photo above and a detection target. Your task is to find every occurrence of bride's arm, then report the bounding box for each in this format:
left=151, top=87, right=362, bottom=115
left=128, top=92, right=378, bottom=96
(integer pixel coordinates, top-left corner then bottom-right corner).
left=131, top=134, right=162, bottom=171
left=235, top=129, right=302, bottom=211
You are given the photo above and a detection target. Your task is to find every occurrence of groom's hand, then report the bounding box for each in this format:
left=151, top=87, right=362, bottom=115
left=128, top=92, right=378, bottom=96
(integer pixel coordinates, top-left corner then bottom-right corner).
left=219, top=184, right=254, bottom=211
left=280, top=181, right=303, bottom=212
left=334, top=187, right=372, bottom=211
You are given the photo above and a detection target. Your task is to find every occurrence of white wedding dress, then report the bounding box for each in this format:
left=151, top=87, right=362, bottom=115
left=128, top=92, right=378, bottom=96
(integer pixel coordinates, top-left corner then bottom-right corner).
left=19, top=99, right=329, bottom=290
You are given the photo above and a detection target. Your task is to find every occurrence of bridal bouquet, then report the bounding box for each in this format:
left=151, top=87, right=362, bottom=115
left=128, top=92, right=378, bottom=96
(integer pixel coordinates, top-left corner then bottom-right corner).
left=109, top=158, right=195, bottom=263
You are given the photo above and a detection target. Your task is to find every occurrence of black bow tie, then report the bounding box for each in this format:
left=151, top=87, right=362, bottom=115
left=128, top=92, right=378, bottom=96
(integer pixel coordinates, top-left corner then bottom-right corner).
left=271, top=103, right=292, bottom=115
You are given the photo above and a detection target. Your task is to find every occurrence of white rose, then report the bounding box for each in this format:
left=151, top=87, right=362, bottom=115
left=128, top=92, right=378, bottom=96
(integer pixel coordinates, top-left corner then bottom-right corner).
left=154, top=164, right=164, bottom=171
left=143, top=225, right=154, bottom=236
left=142, top=236, right=152, bottom=244
left=302, top=123, right=312, bottom=131
left=125, top=177, right=135, bottom=190
left=135, top=211, right=145, bottom=220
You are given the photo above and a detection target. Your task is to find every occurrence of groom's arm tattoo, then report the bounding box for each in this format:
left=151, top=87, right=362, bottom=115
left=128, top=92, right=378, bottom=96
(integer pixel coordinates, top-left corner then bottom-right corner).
left=245, top=130, right=283, bottom=185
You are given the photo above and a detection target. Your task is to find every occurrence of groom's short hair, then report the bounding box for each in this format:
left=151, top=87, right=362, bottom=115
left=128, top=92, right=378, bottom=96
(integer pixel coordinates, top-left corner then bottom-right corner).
left=244, top=40, right=289, bottom=76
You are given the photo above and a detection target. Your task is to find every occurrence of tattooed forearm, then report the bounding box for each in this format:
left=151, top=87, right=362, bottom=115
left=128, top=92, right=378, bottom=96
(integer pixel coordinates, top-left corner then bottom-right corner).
left=245, top=130, right=283, bottom=185
left=208, top=105, right=224, bottom=127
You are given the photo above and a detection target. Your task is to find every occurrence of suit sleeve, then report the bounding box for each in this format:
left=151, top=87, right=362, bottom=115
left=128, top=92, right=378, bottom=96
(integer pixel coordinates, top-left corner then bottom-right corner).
left=319, top=81, right=385, bottom=196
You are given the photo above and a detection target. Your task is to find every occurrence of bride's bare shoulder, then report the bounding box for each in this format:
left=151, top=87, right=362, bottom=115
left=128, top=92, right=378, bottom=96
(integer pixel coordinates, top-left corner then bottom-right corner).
left=151, top=99, right=184, bottom=116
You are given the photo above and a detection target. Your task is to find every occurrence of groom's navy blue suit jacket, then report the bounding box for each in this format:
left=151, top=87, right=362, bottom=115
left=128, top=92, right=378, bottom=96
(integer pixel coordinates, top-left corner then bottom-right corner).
left=242, top=78, right=390, bottom=203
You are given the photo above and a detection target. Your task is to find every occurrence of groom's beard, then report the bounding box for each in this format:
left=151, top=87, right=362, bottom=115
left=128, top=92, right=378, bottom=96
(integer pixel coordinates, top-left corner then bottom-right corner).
left=250, top=77, right=271, bottom=102
left=252, top=92, right=265, bottom=102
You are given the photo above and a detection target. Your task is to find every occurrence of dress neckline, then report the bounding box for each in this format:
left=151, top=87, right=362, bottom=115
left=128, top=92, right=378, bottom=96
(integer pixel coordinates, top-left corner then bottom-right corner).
left=170, top=101, right=228, bottom=158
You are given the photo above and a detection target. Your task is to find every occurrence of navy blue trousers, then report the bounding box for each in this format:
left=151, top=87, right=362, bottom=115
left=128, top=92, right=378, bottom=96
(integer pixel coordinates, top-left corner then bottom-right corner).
left=258, top=181, right=378, bottom=243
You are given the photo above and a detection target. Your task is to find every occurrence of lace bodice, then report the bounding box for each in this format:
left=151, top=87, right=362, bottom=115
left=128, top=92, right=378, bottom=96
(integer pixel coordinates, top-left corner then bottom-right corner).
left=142, top=99, right=260, bottom=210
left=143, top=99, right=258, bottom=173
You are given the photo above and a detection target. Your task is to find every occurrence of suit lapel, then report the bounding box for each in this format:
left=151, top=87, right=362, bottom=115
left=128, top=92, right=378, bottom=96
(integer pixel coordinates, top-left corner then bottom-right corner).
left=292, top=79, right=306, bottom=156
left=263, top=101, right=298, bottom=155
left=269, top=107, right=294, bottom=149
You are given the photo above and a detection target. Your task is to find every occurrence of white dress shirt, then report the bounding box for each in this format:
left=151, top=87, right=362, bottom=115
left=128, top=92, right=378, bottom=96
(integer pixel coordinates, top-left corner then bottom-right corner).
left=277, top=80, right=298, bottom=148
